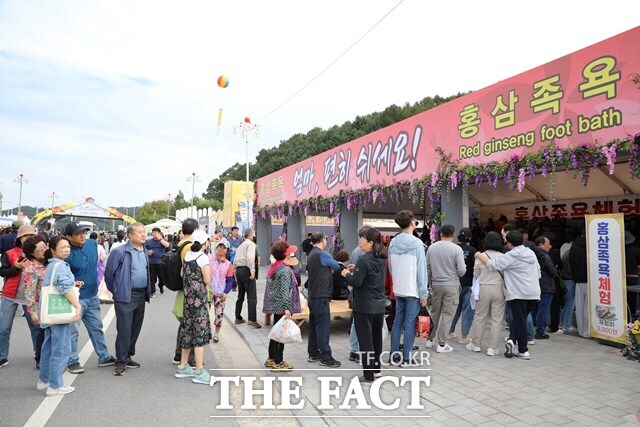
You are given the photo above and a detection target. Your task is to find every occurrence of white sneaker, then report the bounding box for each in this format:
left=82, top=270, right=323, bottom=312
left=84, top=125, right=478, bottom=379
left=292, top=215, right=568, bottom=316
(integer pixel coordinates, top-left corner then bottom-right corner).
left=553, top=329, right=564, bottom=335
left=213, top=332, right=219, bottom=343
left=447, top=332, right=457, bottom=340
left=458, top=337, right=471, bottom=344
left=36, top=380, right=49, bottom=391
left=514, top=351, right=531, bottom=360
left=436, top=343, right=453, bottom=353
left=564, top=326, right=577, bottom=332
left=424, top=339, right=434, bottom=348
left=486, top=348, right=498, bottom=356
left=46, top=385, right=75, bottom=396
left=528, top=340, right=535, bottom=345
left=465, top=342, right=481, bottom=352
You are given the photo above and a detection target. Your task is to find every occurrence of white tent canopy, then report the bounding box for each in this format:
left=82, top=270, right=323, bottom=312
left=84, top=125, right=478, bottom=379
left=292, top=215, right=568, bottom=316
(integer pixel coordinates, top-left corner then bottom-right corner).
left=144, top=218, right=182, bottom=235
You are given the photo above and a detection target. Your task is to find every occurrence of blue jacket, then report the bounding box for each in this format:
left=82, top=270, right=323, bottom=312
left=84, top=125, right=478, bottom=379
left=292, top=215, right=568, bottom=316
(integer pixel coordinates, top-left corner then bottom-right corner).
left=65, top=239, right=98, bottom=300
left=104, top=242, right=151, bottom=303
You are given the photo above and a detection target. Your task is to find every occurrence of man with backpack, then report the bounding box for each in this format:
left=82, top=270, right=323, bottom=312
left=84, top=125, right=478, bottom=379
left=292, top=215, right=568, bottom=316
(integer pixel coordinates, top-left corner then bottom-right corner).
left=168, top=218, right=199, bottom=365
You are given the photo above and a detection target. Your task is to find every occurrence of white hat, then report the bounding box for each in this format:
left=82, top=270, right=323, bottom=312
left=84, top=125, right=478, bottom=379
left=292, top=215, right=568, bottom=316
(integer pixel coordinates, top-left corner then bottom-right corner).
left=192, top=230, right=209, bottom=245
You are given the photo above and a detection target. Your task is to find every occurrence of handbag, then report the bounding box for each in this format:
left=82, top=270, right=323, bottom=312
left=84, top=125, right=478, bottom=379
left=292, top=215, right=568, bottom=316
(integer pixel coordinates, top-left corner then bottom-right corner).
left=40, top=262, right=79, bottom=325
left=415, top=306, right=431, bottom=338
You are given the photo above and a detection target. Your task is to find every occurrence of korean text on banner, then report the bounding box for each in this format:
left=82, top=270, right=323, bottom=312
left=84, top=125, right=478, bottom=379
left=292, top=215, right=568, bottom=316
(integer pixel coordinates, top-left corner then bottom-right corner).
left=586, top=214, right=627, bottom=344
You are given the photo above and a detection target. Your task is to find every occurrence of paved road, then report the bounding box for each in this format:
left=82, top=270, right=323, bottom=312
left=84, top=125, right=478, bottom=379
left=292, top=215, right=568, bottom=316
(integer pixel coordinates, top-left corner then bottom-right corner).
left=0, top=288, right=299, bottom=427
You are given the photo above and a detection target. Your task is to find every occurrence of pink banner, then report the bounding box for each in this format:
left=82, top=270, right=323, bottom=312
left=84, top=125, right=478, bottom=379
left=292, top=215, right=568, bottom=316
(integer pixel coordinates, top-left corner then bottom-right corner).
left=257, top=26, right=640, bottom=207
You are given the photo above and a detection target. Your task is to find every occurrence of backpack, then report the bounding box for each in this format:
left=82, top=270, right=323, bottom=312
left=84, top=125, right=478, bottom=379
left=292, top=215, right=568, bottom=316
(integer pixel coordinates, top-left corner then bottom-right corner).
left=162, top=241, right=191, bottom=291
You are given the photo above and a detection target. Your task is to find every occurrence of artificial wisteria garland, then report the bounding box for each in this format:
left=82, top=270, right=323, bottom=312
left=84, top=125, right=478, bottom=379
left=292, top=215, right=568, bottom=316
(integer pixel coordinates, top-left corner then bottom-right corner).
left=255, top=135, right=640, bottom=249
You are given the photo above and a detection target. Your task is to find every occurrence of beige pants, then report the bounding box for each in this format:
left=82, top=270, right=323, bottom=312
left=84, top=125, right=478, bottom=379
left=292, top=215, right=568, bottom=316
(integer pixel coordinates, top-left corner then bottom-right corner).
left=430, top=285, right=460, bottom=345
left=469, top=284, right=506, bottom=351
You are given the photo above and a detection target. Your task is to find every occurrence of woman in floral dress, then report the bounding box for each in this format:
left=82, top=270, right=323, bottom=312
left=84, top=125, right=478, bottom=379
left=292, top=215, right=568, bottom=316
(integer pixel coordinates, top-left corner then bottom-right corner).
left=175, top=230, right=212, bottom=385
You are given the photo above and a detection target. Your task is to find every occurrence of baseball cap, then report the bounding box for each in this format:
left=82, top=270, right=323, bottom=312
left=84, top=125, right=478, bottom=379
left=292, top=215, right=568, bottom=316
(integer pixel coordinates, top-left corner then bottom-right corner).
left=192, top=230, right=210, bottom=245
left=458, top=228, right=472, bottom=239
left=216, top=240, right=230, bottom=249
left=64, top=221, right=90, bottom=235
left=12, top=220, right=23, bottom=229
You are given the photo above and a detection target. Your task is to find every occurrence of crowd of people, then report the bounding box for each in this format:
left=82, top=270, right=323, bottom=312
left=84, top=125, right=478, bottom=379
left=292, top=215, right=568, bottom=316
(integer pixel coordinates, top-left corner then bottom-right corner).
left=0, top=208, right=635, bottom=392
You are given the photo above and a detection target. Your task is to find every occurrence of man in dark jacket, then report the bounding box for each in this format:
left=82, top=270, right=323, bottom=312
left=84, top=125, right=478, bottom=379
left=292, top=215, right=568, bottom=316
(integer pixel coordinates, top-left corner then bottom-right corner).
left=306, top=232, right=341, bottom=368
left=569, top=230, right=590, bottom=338
left=105, top=223, right=151, bottom=376
left=301, top=233, right=313, bottom=257
left=448, top=228, right=477, bottom=343
left=534, top=236, right=557, bottom=339
left=0, top=221, right=21, bottom=256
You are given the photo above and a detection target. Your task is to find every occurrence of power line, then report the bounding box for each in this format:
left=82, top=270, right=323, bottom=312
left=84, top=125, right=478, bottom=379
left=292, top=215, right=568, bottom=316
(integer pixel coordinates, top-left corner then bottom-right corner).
left=256, top=0, right=405, bottom=125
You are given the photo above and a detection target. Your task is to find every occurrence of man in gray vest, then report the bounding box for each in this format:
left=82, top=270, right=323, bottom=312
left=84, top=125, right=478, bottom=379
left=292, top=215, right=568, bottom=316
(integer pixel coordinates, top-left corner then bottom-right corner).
left=306, top=232, right=341, bottom=368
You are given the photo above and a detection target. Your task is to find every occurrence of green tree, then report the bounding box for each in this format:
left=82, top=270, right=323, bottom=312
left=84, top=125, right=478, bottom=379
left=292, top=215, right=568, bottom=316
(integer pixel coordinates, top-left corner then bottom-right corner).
left=137, top=200, right=170, bottom=225
left=206, top=93, right=467, bottom=189
left=173, top=190, right=189, bottom=210
left=194, top=197, right=222, bottom=211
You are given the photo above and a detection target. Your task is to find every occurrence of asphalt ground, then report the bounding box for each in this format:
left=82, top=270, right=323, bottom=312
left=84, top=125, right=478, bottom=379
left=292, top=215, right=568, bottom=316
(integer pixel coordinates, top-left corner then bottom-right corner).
left=0, top=289, right=299, bottom=427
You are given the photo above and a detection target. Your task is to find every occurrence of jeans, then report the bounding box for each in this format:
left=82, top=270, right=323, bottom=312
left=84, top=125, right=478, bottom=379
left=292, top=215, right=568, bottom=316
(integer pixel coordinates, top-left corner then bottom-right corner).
left=0, top=298, right=41, bottom=360
left=560, top=280, right=576, bottom=329
left=449, top=286, right=474, bottom=336
left=235, top=267, right=257, bottom=321
left=349, top=319, right=359, bottom=352
left=307, top=297, right=332, bottom=360
left=39, top=324, right=72, bottom=389
left=536, top=293, right=554, bottom=334
left=69, top=295, right=111, bottom=366
left=114, top=289, right=146, bottom=364
left=390, top=296, right=420, bottom=361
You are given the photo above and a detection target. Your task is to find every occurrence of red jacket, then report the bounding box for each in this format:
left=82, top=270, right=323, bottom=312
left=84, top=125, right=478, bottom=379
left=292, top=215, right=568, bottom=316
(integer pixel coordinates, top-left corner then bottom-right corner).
left=0, top=247, right=24, bottom=299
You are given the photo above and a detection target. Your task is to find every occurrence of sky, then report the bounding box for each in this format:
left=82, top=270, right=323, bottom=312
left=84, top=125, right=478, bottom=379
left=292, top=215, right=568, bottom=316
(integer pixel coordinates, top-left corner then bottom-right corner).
left=0, top=0, right=638, bottom=213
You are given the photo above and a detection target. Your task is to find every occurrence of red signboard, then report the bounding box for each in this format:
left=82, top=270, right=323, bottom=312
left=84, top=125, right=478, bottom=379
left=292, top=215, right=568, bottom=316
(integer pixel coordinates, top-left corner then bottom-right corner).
left=256, top=26, right=640, bottom=207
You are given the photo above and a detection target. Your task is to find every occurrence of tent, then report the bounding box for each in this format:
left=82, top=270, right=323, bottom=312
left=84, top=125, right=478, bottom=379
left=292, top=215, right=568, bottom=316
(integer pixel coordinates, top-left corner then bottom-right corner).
left=31, top=198, right=136, bottom=227
left=143, top=218, right=182, bottom=235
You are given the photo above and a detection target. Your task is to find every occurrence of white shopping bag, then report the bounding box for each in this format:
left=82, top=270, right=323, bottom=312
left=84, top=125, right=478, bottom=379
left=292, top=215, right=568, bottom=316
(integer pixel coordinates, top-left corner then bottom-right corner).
left=268, top=317, right=303, bottom=344
left=40, top=263, right=79, bottom=325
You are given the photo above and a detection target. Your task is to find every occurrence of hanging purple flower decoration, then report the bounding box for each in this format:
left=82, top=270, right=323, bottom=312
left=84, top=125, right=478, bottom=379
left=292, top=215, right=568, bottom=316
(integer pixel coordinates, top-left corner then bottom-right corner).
left=430, top=224, right=439, bottom=243
left=569, top=151, right=578, bottom=169
left=602, top=145, right=617, bottom=175
left=528, top=162, right=536, bottom=179
left=517, top=168, right=526, bottom=192
left=475, top=172, right=482, bottom=187
left=431, top=172, right=438, bottom=188
left=555, top=148, right=563, bottom=160
left=450, top=171, right=458, bottom=189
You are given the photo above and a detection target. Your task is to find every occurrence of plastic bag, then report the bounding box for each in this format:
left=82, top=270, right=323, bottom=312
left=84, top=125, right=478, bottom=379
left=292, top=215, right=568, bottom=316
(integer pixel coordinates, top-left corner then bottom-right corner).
left=268, top=317, right=303, bottom=344
left=415, top=306, right=431, bottom=338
